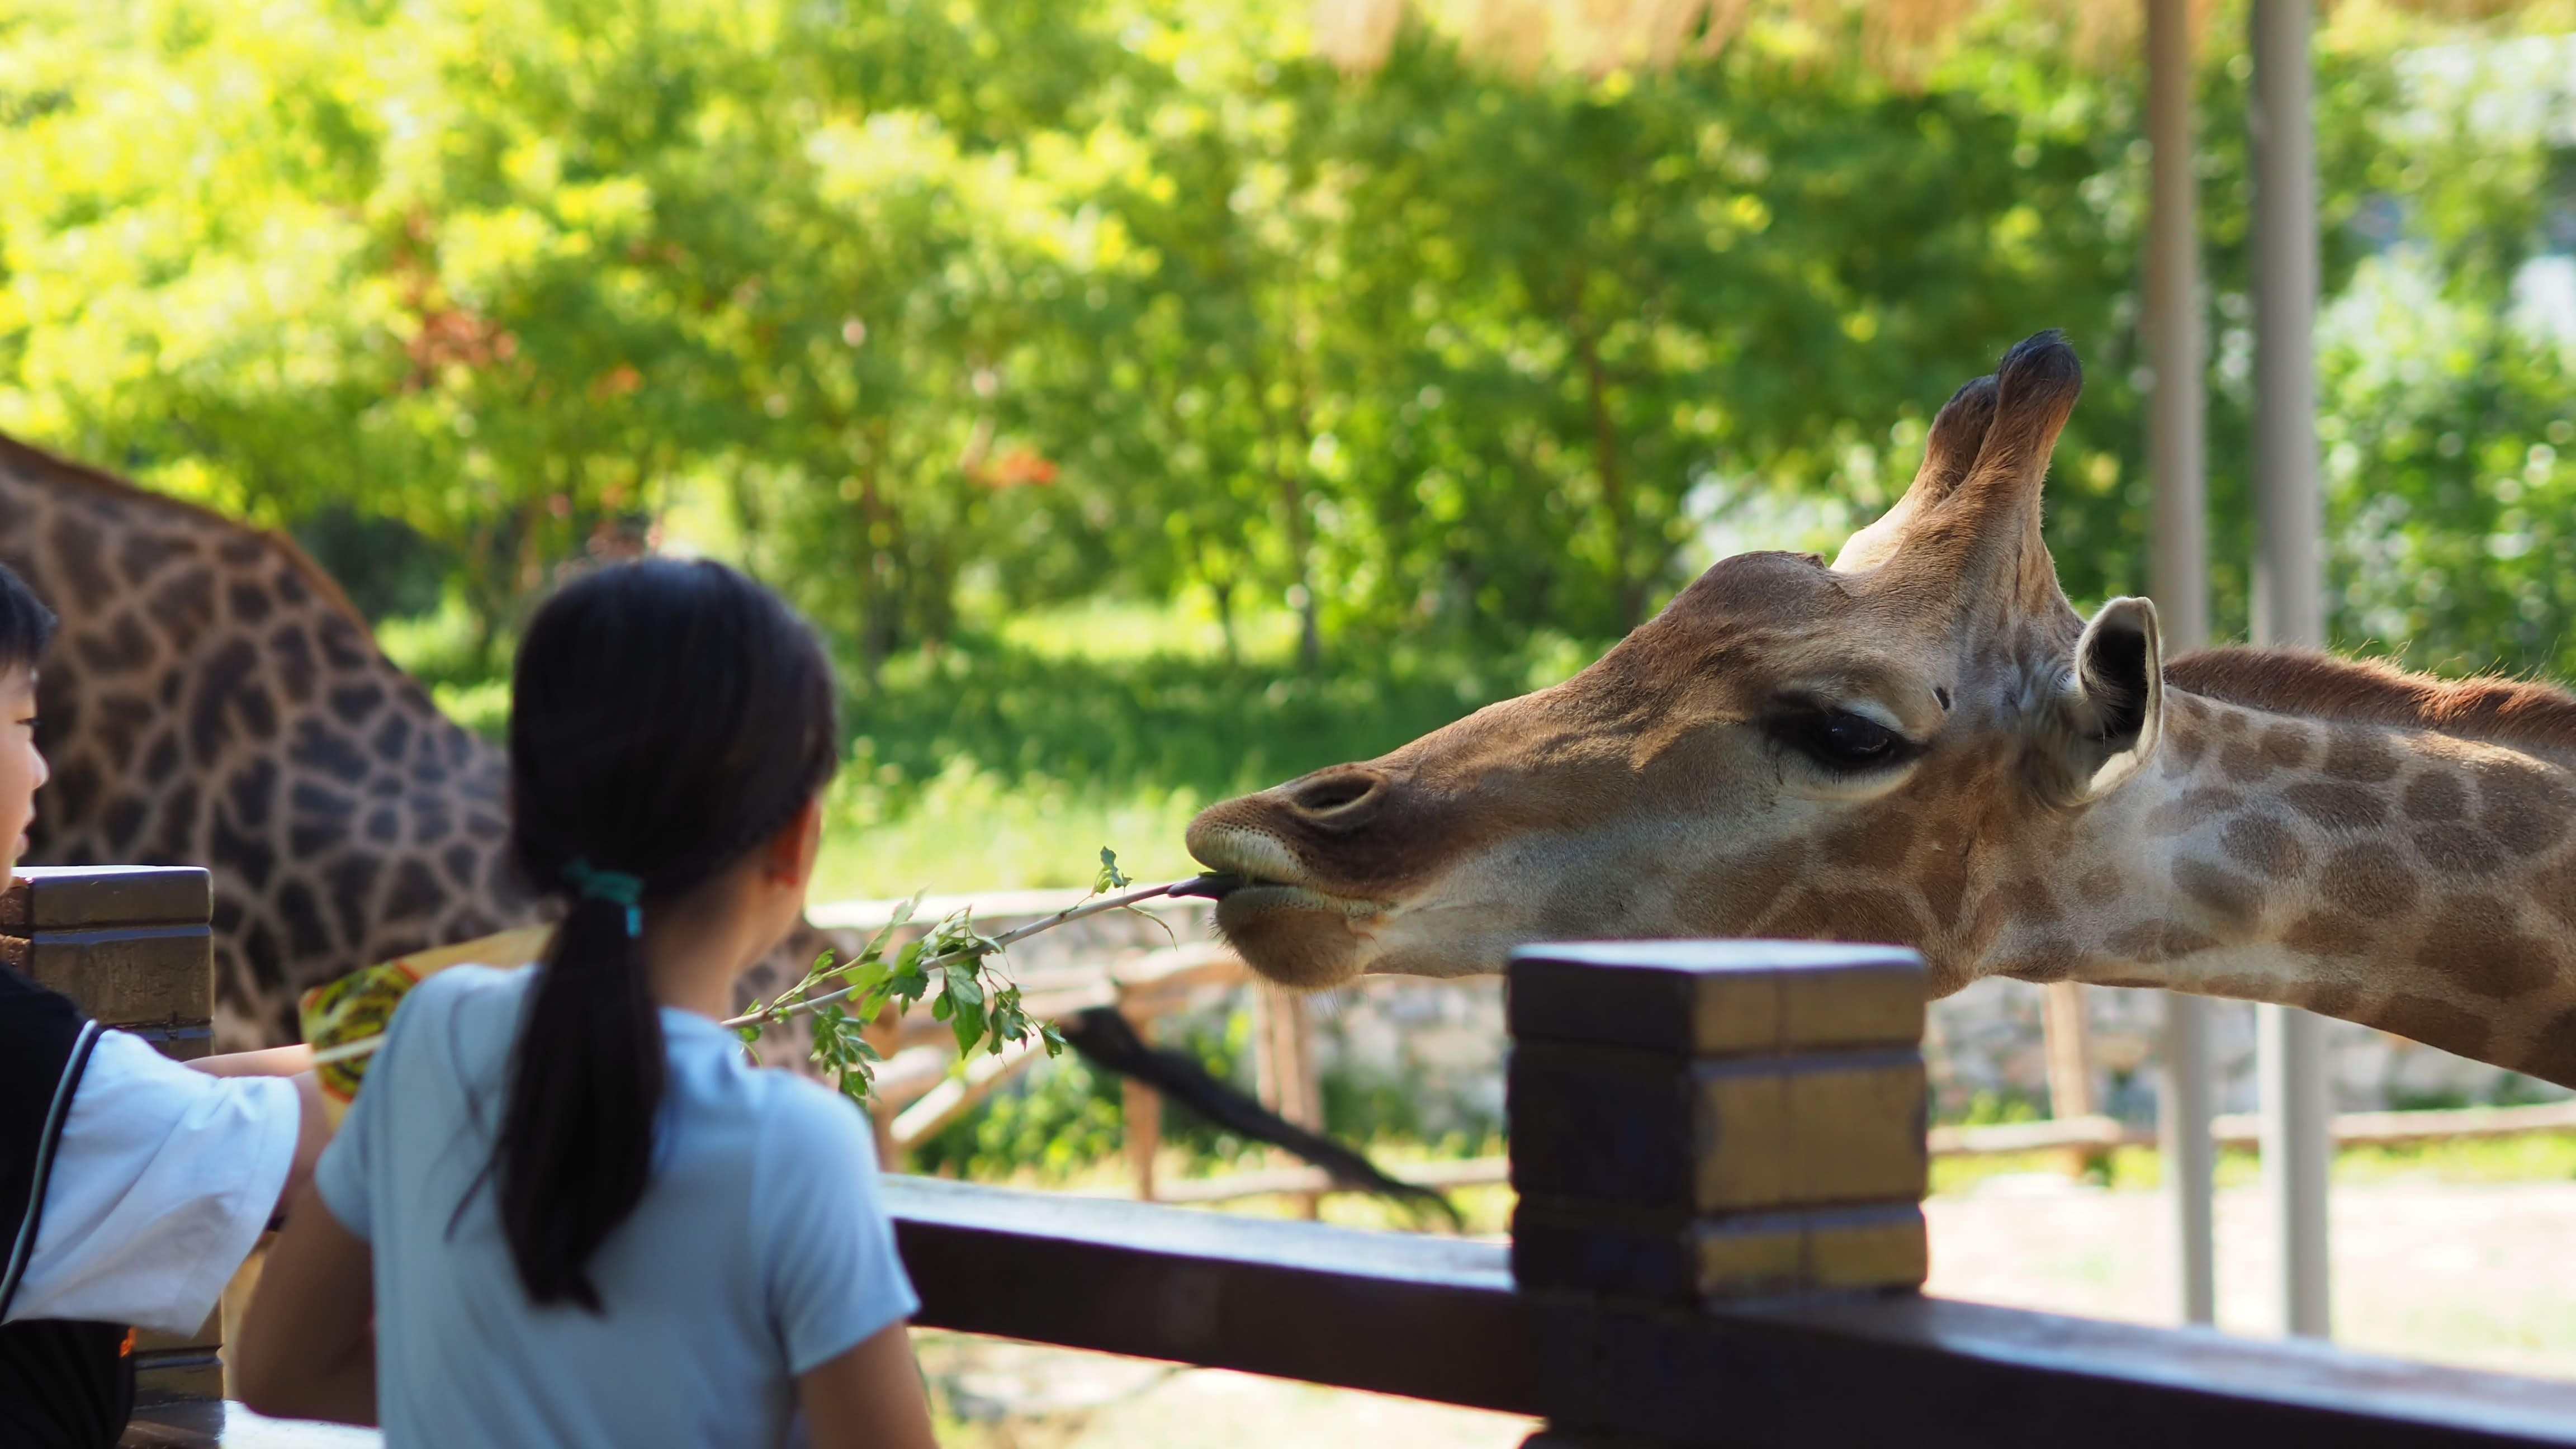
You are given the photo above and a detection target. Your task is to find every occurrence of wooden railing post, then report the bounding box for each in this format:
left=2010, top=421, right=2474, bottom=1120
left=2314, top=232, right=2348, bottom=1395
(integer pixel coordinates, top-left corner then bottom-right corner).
left=0, top=864, right=221, bottom=1403
left=1505, top=940, right=1930, bottom=1448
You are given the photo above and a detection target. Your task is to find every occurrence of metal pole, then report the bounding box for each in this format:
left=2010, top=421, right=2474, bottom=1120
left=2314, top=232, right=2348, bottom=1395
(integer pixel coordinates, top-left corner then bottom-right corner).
left=2145, top=0, right=2215, bottom=1330
left=2250, top=0, right=2331, bottom=1341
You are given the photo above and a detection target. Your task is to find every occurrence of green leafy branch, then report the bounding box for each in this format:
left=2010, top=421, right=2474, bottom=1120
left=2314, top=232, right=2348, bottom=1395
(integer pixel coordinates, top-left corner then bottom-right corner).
left=722, top=849, right=1218, bottom=1106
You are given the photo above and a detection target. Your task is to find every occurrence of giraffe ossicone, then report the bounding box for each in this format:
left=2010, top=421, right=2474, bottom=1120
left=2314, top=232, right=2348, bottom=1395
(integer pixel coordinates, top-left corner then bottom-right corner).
left=1188, top=330, right=2576, bottom=1088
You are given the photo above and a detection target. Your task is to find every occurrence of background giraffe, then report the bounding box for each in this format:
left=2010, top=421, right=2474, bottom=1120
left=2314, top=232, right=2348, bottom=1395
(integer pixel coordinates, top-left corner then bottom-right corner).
left=0, top=432, right=539, bottom=1048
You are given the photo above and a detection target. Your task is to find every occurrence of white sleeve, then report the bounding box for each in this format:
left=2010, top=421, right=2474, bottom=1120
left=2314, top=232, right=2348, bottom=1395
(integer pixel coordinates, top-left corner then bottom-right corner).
left=1, top=1030, right=299, bottom=1335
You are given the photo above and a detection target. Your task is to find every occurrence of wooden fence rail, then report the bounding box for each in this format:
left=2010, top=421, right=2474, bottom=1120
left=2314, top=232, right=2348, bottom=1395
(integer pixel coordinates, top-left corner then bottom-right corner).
left=32, top=863, right=2574, bottom=1447
left=891, top=937, right=2576, bottom=1449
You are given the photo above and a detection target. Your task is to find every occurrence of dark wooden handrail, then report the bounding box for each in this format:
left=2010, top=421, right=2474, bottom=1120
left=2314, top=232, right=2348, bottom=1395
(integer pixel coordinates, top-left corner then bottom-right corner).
left=888, top=1175, right=2576, bottom=1447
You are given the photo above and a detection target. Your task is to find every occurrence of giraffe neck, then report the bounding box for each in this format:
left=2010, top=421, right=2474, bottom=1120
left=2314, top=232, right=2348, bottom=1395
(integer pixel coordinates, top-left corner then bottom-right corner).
left=2013, top=687, right=2576, bottom=1086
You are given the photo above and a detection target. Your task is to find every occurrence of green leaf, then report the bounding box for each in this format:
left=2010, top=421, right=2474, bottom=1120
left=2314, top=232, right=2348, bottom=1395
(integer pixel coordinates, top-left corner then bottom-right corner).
left=1096, top=846, right=1130, bottom=892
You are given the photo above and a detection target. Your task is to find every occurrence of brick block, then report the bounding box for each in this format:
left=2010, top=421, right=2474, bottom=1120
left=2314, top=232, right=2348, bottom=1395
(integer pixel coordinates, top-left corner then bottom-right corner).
left=4, top=924, right=212, bottom=1027
left=1508, top=940, right=1924, bottom=1057
left=0, top=865, right=210, bottom=929
left=1514, top=1200, right=1925, bottom=1301
left=1510, top=1045, right=1926, bottom=1213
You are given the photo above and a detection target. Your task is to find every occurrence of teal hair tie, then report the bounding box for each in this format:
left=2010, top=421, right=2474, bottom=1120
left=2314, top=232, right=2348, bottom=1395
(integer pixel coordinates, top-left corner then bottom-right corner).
left=562, top=858, right=645, bottom=937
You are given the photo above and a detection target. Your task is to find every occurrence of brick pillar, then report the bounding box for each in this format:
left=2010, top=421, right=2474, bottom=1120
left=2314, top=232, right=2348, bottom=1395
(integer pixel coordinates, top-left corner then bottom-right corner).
left=2, top=864, right=222, bottom=1402
left=1505, top=940, right=1930, bottom=1448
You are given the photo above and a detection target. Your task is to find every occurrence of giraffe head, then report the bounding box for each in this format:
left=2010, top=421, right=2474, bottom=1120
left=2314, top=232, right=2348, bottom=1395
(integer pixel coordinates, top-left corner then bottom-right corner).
left=1187, top=332, right=2166, bottom=994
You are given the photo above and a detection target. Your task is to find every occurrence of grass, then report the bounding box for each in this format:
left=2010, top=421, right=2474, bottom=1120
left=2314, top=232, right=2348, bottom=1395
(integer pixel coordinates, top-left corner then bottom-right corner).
left=806, top=600, right=1571, bottom=901
left=1928, top=1133, right=2576, bottom=1197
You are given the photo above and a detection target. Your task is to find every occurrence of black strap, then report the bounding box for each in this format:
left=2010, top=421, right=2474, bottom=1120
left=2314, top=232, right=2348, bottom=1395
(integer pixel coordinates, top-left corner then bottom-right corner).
left=0, top=1319, right=132, bottom=1449
left=0, top=963, right=132, bottom=1448
left=0, top=963, right=98, bottom=1316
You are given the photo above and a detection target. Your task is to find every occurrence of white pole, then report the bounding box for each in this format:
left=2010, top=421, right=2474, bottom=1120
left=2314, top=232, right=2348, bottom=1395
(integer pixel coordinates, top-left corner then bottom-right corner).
left=2153, top=0, right=2215, bottom=1330
left=2145, top=0, right=2216, bottom=1330
left=2250, top=0, right=2332, bottom=1341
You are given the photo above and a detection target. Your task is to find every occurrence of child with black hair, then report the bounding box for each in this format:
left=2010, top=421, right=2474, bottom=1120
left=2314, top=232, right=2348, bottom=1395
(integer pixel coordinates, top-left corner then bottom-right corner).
left=0, top=562, right=332, bottom=1447
left=236, top=559, right=937, bottom=1448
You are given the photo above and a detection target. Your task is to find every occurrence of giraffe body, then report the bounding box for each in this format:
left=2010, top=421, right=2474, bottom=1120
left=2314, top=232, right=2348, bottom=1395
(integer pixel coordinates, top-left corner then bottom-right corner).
left=0, top=433, right=534, bottom=1048
left=1186, top=333, right=2576, bottom=1087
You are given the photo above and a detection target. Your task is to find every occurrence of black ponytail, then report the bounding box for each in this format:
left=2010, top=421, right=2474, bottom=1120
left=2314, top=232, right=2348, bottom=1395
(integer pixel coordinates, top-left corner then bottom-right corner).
left=494, top=558, right=837, bottom=1311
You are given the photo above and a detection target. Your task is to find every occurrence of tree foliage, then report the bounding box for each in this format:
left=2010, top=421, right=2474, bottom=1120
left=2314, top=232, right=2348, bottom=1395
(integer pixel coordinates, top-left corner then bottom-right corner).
left=3, top=0, right=2573, bottom=686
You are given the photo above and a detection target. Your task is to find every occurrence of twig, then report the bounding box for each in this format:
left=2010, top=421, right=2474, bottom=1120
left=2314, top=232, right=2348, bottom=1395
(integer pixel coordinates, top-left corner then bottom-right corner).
left=714, top=874, right=1232, bottom=1031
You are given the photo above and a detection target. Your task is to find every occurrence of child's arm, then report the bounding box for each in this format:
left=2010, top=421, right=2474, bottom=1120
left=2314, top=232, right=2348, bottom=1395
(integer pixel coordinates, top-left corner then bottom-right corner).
left=189, top=1046, right=328, bottom=1221
left=233, top=1180, right=378, bottom=1427
left=796, top=1320, right=939, bottom=1449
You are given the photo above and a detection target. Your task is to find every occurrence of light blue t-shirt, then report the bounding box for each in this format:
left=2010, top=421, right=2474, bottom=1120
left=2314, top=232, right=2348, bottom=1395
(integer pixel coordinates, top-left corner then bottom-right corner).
left=314, top=965, right=918, bottom=1448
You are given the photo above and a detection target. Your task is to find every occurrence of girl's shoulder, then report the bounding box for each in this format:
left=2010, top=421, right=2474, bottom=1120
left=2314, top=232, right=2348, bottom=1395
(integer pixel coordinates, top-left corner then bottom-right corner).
left=744, top=1071, right=880, bottom=1168
left=402, top=960, right=534, bottom=1025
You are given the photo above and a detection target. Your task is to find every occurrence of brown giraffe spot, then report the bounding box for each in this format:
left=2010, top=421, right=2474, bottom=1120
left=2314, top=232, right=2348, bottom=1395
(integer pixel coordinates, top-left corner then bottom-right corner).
left=2143, top=787, right=2243, bottom=837
left=383, top=859, right=447, bottom=922
left=2212, top=709, right=2250, bottom=738
left=102, top=795, right=146, bottom=854
left=2280, top=781, right=2388, bottom=833
left=329, top=681, right=387, bottom=726
left=2162, top=717, right=2210, bottom=777
left=2284, top=913, right=2371, bottom=959
left=73, top=612, right=151, bottom=676
left=146, top=567, right=218, bottom=652
left=2534, top=856, right=2576, bottom=932
left=1689, top=841, right=1810, bottom=935
left=268, top=624, right=318, bottom=704
left=2104, top=921, right=2211, bottom=962
left=149, top=780, right=201, bottom=859
left=1760, top=886, right=1922, bottom=946
left=2260, top=722, right=2317, bottom=770
left=371, top=713, right=413, bottom=764
left=2319, top=842, right=2419, bottom=920
left=1917, top=838, right=1969, bottom=927
left=228, top=758, right=278, bottom=828
left=2418, top=897, right=2562, bottom=1000
left=228, top=580, right=274, bottom=625
left=287, top=719, right=371, bottom=787
left=2528, top=1003, right=2576, bottom=1086
left=210, top=812, right=277, bottom=891
left=276, top=878, right=333, bottom=959
left=2376, top=993, right=2494, bottom=1062
left=2305, top=981, right=2363, bottom=1018
left=2472, top=755, right=2573, bottom=858
left=241, top=920, right=284, bottom=989
left=1819, top=807, right=1921, bottom=872
left=2222, top=815, right=2307, bottom=879
left=2412, top=820, right=2508, bottom=879
left=442, top=842, right=481, bottom=891
left=189, top=638, right=262, bottom=766
left=2175, top=859, right=2264, bottom=936
left=2218, top=738, right=2277, bottom=783
left=326, top=855, right=381, bottom=945
left=1997, top=876, right=2061, bottom=925
left=2320, top=730, right=2402, bottom=783
left=141, top=733, right=179, bottom=786
left=2077, top=865, right=2123, bottom=903
left=1996, top=937, right=2083, bottom=982
left=2404, top=773, right=2467, bottom=822
left=117, top=531, right=185, bottom=587
left=49, top=514, right=112, bottom=610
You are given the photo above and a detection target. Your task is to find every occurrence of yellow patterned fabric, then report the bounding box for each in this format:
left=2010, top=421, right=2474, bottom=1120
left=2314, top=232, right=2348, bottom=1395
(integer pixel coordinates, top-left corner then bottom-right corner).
left=299, top=926, right=553, bottom=1124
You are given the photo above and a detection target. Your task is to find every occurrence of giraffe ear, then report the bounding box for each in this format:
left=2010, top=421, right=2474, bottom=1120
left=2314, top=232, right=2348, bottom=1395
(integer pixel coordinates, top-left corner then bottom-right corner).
left=2034, top=596, right=2163, bottom=806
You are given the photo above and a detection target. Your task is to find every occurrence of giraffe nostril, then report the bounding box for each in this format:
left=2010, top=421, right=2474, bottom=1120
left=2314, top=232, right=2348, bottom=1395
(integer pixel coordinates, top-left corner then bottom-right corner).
left=1286, top=770, right=1383, bottom=818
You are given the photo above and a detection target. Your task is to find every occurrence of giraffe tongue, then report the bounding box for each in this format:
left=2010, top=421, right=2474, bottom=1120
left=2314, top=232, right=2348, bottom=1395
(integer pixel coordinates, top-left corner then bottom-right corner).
left=1168, top=873, right=1249, bottom=901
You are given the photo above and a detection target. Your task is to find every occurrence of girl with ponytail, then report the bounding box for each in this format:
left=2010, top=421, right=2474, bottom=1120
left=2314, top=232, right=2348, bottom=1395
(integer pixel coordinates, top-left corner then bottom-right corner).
left=236, top=560, right=937, bottom=1449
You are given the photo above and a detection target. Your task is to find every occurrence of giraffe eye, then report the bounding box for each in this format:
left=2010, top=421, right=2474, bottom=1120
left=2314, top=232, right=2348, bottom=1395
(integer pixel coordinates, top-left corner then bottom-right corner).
left=1771, top=707, right=1909, bottom=772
